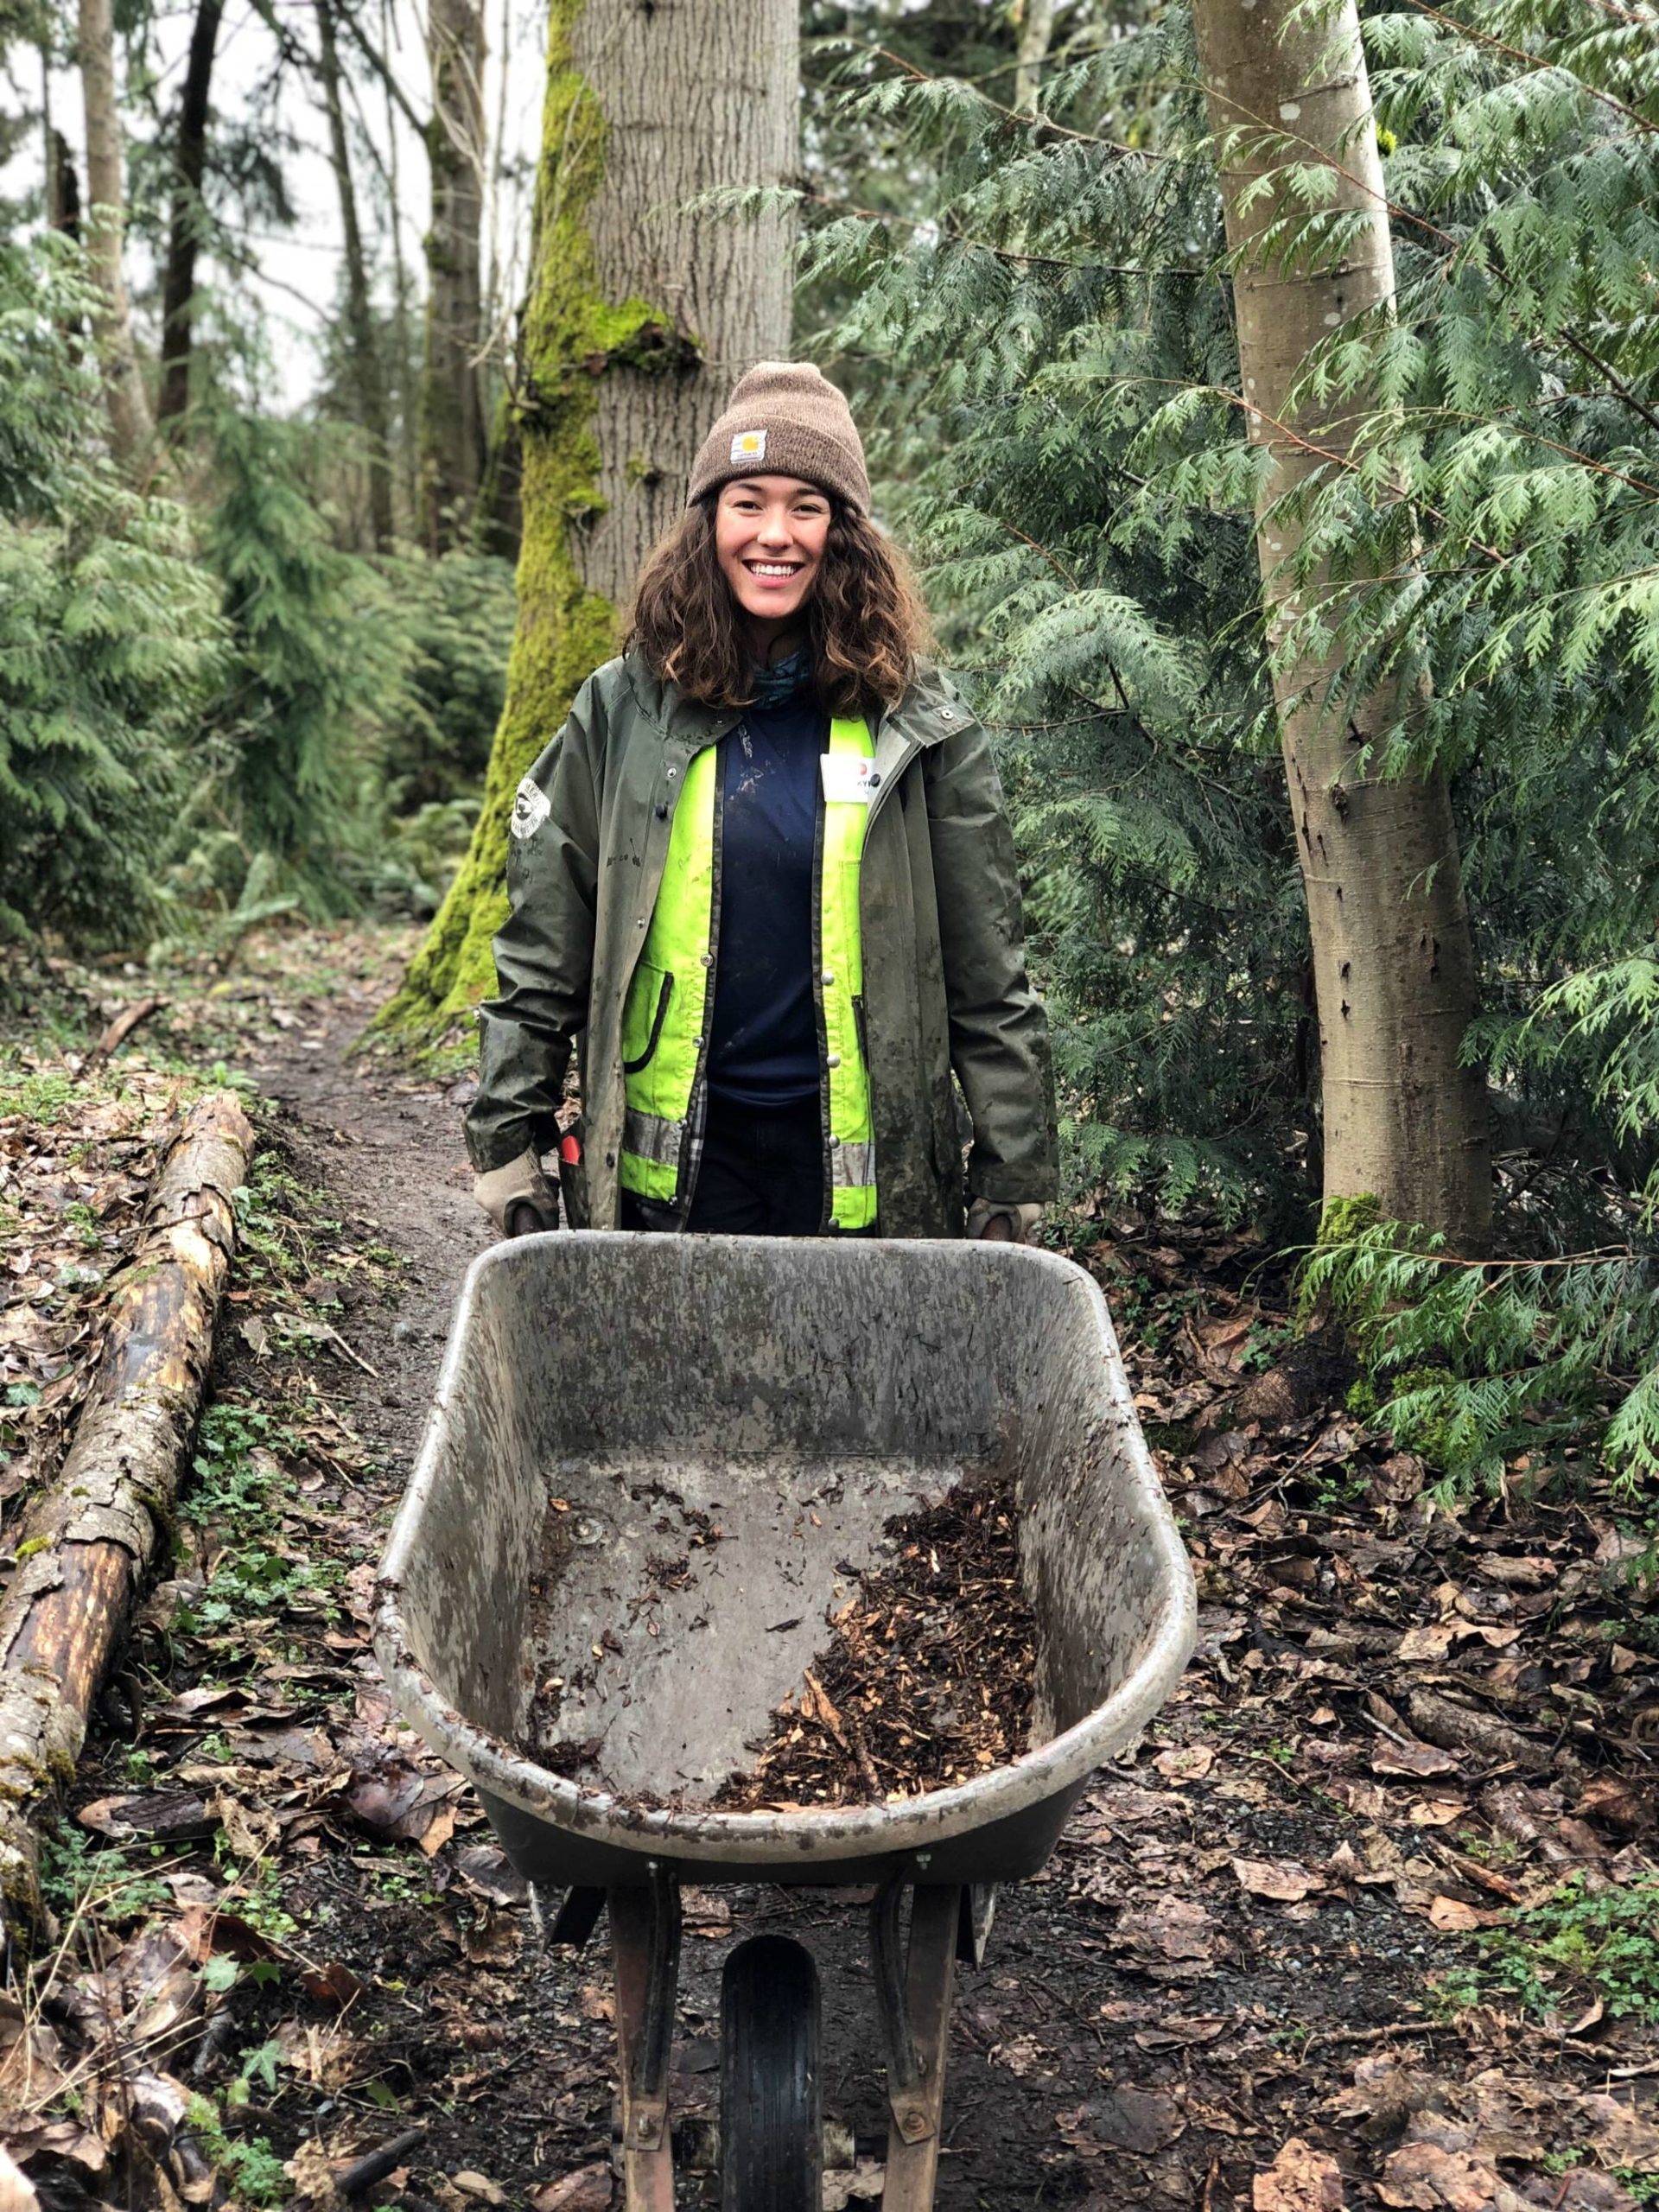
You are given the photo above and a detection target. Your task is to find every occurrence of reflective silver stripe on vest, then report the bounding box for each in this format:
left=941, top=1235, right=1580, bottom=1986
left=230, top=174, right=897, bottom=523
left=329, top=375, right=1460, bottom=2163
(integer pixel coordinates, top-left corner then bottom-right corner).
left=830, top=1138, right=876, bottom=1190
left=623, top=1109, right=683, bottom=1169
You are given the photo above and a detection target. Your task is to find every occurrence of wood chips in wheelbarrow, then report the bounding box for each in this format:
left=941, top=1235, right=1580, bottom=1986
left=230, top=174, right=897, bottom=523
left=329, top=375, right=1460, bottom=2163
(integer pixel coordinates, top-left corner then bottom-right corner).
left=713, top=1471, right=1037, bottom=1809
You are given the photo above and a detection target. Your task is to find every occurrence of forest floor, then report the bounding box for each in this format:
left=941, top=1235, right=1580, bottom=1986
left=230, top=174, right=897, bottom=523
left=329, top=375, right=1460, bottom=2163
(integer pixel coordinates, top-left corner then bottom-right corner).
left=1, top=923, right=1656, bottom=2212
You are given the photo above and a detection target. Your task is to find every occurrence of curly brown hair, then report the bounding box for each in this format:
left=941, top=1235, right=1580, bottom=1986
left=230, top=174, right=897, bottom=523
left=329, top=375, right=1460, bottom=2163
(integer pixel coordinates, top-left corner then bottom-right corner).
left=626, top=496, right=932, bottom=714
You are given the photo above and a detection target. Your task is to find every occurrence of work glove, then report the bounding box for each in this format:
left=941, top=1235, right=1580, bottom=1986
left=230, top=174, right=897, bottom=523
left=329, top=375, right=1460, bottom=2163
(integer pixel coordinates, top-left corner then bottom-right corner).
left=473, top=1148, right=560, bottom=1238
left=965, top=1199, right=1044, bottom=1246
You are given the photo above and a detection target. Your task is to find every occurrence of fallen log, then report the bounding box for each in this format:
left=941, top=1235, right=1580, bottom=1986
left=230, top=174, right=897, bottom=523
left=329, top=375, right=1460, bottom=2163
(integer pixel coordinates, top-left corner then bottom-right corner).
left=1406, top=1688, right=1546, bottom=1774
left=0, top=1090, right=255, bottom=1943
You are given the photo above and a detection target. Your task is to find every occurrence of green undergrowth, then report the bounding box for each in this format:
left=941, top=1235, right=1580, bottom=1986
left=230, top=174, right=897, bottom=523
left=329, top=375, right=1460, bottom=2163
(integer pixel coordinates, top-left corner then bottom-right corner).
left=1433, top=1875, right=1659, bottom=2031
left=184, top=2096, right=289, bottom=2209
left=39, top=1819, right=173, bottom=1927
left=1485, top=1875, right=1659, bottom=2027
left=1300, top=1219, right=1659, bottom=1512
left=170, top=1131, right=398, bottom=1648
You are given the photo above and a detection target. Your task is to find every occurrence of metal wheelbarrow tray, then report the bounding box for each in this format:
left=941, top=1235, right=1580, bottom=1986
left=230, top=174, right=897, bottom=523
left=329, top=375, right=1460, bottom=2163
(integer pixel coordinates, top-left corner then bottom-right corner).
left=374, top=1234, right=1194, bottom=2209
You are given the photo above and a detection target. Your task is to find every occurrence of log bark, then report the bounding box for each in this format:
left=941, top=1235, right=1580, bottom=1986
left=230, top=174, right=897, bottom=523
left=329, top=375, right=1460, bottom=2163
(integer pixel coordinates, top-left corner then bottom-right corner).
left=156, top=0, right=226, bottom=430
left=1189, top=0, right=1491, bottom=1249
left=421, top=0, right=487, bottom=549
left=0, top=1093, right=254, bottom=1940
left=79, top=0, right=156, bottom=465
left=378, top=0, right=798, bottom=1041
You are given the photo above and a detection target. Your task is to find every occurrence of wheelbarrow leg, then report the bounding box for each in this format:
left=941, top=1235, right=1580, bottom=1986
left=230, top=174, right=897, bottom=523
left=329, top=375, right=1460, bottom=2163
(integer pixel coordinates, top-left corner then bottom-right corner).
left=870, top=1881, right=960, bottom=2212
left=610, top=1866, right=681, bottom=2211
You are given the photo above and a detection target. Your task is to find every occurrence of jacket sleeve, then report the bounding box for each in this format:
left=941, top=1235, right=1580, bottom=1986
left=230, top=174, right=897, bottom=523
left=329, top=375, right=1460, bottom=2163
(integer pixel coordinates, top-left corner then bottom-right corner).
left=924, top=709, right=1059, bottom=1206
left=464, top=677, right=604, bottom=1173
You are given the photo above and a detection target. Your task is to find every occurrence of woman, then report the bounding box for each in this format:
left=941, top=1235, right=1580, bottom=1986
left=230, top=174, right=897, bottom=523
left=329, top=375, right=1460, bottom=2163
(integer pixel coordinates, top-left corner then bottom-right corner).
left=466, top=361, right=1056, bottom=1242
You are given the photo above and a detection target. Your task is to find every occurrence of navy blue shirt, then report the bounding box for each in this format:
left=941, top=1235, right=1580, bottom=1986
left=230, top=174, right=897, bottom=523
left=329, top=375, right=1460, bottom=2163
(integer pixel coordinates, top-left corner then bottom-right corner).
left=706, top=690, right=826, bottom=1105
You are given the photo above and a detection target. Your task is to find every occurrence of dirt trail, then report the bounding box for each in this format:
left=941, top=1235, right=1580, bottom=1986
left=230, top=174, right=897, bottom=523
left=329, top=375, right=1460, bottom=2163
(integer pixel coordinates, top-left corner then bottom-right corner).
left=14, top=925, right=1653, bottom=2212
left=247, top=980, right=489, bottom=1477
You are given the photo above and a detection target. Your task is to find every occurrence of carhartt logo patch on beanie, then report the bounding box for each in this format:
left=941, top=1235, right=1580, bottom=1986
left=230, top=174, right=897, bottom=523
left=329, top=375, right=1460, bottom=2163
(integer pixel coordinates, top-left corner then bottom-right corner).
left=689, top=361, right=870, bottom=516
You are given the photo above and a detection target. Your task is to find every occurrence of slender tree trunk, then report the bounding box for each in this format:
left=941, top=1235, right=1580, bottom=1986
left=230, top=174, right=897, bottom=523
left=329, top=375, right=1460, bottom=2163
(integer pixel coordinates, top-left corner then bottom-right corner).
left=1190, top=0, right=1491, bottom=1249
left=422, top=0, right=487, bottom=550
left=383, top=0, right=421, bottom=527
left=48, top=129, right=81, bottom=237
left=1014, top=0, right=1057, bottom=114
left=78, top=0, right=155, bottom=465
left=42, top=50, right=81, bottom=241
left=475, top=385, right=523, bottom=559
left=317, top=0, right=396, bottom=551
left=378, top=0, right=798, bottom=1041
left=156, top=0, right=225, bottom=430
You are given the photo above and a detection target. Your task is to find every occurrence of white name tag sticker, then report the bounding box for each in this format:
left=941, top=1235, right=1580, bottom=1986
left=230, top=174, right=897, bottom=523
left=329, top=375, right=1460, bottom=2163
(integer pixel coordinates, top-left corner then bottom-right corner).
left=820, top=753, right=879, bottom=804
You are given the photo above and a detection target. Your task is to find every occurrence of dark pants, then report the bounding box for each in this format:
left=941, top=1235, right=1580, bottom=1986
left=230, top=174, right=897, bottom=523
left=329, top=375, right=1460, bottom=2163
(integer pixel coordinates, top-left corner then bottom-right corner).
left=622, top=1092, right=830, bottom=1236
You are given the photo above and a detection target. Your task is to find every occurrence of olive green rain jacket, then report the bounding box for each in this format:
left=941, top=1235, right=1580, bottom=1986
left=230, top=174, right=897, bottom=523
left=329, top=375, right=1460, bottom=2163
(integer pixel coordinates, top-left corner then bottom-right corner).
left=463, top=650, right=1058, bottom=1237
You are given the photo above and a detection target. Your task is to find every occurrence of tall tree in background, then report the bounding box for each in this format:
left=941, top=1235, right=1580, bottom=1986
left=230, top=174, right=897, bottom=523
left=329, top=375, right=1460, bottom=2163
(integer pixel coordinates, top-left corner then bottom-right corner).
left=156, top=0, right=226, bottom=429
left=316, top=0, right=395, bottom=550
left=380, top=0, right=798, bottom=1041
left=1013, top=0, right=1056, bottom=113
left=421, top=0, right=486, bottom=549
left=1189, top=0, right=1491, bottom=1249
left=78, top=0, right=154, bottom=463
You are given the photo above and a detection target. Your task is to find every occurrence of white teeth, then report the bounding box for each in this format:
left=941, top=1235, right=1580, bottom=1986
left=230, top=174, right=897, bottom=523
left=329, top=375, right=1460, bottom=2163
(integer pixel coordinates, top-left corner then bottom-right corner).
left=749, top=563, right=798, bottom=576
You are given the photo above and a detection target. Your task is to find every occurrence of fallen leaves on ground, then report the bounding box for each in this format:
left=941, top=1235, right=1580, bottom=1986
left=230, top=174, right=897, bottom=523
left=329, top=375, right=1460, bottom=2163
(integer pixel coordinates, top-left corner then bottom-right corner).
left=1255, top=2138, right=1346, bottom=2212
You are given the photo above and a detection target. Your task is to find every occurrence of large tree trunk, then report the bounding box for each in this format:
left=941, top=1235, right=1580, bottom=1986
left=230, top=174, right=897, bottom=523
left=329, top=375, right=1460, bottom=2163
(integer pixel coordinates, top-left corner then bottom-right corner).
left=156, top=0, right=226, bottom=430
left=1190, top=0, right=1491, bottom=1249
left=378, top=0, right=798, bottom=1042
left=78, top=0, right=155, bottom=465
left=317, top=0, right=396, bottom=551
left=421, top=0, right=486, bottom=550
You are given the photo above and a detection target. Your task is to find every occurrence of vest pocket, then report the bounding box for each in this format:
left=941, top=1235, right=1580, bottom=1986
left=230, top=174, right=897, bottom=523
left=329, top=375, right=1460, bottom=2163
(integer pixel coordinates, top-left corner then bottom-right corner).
left=622, top=967, right=674, bottom=1074
left=852, top=993, right=870, bottom=1065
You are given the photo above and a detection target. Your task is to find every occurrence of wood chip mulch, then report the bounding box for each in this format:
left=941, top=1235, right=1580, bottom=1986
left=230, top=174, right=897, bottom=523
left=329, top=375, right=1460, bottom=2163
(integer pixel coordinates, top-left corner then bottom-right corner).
left=714, top=1471, right=1037, bottom=1810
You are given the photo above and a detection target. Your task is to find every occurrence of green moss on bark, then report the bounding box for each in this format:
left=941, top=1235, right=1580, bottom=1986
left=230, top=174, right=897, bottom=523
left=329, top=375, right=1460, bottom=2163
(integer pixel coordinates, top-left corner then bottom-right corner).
left=1317, top=1193, right=1382, bottom=1246
left=377, top=0, right=670, bottom=1049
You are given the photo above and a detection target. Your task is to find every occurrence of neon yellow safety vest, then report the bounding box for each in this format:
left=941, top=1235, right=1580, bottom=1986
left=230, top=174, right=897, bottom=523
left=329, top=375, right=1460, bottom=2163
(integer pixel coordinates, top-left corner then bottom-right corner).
left=618, top=716, right=878, bottom=1230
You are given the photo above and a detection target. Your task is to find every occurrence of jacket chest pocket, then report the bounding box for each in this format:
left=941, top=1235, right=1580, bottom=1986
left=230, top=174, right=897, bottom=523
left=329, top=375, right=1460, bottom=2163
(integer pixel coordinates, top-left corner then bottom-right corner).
left=622, top=967, right=674, bottom=1073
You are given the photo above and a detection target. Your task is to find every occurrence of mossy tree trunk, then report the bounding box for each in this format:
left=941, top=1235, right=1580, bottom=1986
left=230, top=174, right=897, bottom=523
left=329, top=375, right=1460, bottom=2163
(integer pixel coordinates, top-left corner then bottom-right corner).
left=1190, top=0, right=1491, bottom=1250
left=421, top=0, right=486, bottom=550
left=378, top=0, right=798, bottom=1045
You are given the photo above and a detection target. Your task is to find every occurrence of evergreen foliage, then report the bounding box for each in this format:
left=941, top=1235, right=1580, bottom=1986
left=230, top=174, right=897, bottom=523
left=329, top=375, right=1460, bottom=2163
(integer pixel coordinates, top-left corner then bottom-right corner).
left=185, top=410, right=398, bottom=917
left=798, top=0, right=1659, bottom=1491
left=0, top=240, right=222, bottom=944
left=1303, top=1224, right=1659, bottom=1501
left=170, top=417, right=515, bottom=928
left=0, top=233, right=514, bottom=950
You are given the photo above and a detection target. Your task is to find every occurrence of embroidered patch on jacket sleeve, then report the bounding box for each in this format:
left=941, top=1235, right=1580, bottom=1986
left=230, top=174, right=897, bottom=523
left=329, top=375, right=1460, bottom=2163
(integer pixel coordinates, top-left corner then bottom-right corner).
left=510, top=776, right=552, bottom=841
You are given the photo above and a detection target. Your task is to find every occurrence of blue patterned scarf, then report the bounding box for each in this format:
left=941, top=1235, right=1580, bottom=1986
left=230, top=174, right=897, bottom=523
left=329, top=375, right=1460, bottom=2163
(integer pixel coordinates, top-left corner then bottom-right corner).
left=747, top=646, right=812, bottom=706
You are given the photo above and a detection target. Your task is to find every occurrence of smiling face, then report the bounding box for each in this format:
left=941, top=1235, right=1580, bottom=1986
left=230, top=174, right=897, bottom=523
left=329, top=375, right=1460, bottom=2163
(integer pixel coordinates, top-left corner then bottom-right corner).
left=714, top=476, right=833, bottom=653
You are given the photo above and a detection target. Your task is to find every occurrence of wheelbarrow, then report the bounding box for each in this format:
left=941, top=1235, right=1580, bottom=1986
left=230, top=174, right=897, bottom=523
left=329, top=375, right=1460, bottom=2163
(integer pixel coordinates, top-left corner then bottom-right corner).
left=373, top=1233, right=1194, bottom=2209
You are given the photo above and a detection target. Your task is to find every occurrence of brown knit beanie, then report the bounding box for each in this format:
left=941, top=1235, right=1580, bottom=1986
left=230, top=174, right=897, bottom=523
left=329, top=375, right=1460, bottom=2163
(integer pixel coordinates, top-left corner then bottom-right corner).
left=686, top=361, right=870, bottom=517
